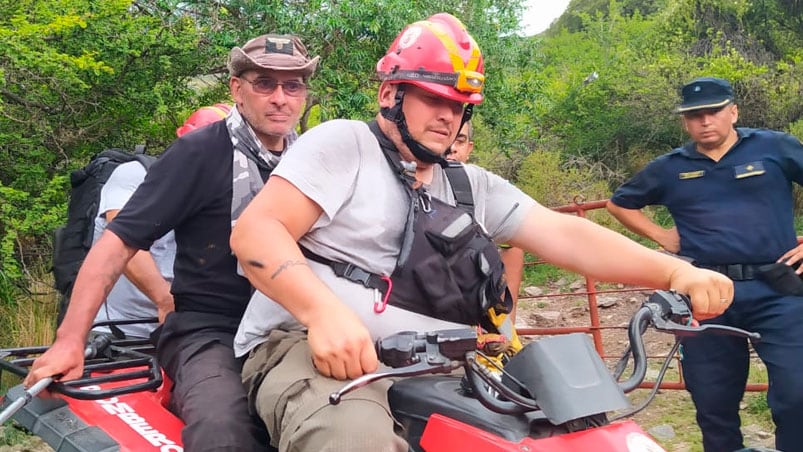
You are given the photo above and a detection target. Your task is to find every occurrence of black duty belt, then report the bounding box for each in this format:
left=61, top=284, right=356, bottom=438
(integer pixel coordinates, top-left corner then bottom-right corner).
left=695, top=263, right=766, bottom=281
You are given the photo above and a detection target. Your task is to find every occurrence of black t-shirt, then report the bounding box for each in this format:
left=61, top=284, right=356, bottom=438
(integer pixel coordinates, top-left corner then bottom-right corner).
left=108, top=121, right=254, bottom=320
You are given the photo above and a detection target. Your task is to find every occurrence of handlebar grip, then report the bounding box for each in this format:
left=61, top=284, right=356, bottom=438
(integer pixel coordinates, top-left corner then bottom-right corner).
left=84, top=334, right=113, bottom=359
left=376, top=331, right=419, bottom=368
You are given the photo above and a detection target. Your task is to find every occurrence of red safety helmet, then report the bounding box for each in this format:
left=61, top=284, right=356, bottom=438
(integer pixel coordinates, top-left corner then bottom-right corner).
left=376, top=13, right=484, bottom=105
left=176, top=103, right=232, bottom=137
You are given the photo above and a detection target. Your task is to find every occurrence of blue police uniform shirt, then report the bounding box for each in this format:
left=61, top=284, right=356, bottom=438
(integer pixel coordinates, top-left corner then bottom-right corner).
left=610, top=128, right=803, bottom=265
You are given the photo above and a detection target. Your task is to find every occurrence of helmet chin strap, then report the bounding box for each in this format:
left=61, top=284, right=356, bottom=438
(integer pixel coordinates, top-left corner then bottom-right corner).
left=380, top=85, right=474, bottom=166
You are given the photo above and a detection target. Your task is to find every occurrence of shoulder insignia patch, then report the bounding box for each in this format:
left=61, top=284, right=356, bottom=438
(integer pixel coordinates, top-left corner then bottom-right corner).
left=734, top=161, right=766, bottom=179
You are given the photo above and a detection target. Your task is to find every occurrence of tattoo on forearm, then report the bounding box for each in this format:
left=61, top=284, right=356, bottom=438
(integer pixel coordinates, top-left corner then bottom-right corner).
left=271, top=260, right=308, bottom=279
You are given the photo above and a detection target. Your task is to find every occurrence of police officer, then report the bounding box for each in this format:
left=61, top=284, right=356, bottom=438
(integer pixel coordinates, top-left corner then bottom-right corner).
left=607, top=76, right=803, bottom=452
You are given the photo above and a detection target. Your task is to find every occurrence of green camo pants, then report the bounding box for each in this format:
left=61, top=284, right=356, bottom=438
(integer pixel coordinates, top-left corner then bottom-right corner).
left=241, top=329, right=408, bottom=452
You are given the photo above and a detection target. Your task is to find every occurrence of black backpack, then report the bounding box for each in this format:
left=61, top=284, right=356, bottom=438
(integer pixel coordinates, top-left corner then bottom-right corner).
left=52, top=145, right=156, bottom=325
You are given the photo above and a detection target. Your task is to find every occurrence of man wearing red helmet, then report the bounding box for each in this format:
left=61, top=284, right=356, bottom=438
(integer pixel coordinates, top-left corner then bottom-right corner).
left=26, top=34, right=318, bottom=451
left=231, top=14, right=733, bottom=450
left=90, top=105, right=230, bottom=339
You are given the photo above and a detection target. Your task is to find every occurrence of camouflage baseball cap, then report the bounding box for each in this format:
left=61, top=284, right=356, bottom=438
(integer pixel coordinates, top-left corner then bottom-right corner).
left=228, top=34, right=319, bottom=77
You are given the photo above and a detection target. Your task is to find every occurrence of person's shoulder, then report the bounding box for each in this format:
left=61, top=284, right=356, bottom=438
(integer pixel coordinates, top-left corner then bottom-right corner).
left=737, top=127, right=768, bottom=140
left=295, top=119, right=374, bottom=149
left=107, top=160, right=147, bottom=183
left=644, top=148, right=683, bottom=167
left=305, top=119, right=368, bottom=137
left=174, top=120, right=229, bottom=147
left=622, top=148, right=684, bottom=178
left=113, top=160, right=148, bottom=174
left=669, top=138, right=698, bottom=155
left=460, top=163, right=512, bottom=187
left=739, top=127, right=802, bottom=148
left=159, top=121, right=232, bottom=162
left=458, top=162, right=488, bottom=179
left=739, top=127, right=785, bottom=140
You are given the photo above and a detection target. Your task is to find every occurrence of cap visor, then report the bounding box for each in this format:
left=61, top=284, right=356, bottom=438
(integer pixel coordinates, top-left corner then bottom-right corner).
left=675, top=98, right=733, bottom=113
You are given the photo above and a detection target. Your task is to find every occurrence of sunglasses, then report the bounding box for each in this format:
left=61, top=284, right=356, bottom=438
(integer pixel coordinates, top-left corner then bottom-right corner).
left=241, top=78, right=307, bottom=97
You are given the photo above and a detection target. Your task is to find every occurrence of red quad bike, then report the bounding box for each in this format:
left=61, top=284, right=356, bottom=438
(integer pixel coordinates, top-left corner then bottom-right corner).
left=0, top=319, right=184, bottom=452
left=331, top=290, right=765, bottom=452
left=0, top=291, right=766, bottom=452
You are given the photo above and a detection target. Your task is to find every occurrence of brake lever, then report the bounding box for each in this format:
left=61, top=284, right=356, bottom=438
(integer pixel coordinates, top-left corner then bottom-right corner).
left=652, top=317, right=761, bottom=341
left=646, top=290, right=761, bottom=341
left=329, top=358, right=459, bottom=405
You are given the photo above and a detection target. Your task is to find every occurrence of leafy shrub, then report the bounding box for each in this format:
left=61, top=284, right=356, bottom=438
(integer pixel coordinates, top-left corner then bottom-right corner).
left=516, top=149, right=610, bottom=208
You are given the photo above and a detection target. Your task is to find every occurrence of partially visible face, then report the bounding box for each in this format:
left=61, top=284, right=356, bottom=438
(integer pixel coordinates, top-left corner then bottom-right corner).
left=447, top=122, right=474, bottom=163
left=230, top=69, right=308, bottom=150
left=398, top=84, right=465, bottom=156
left=681, top=103, right=738, bottom=150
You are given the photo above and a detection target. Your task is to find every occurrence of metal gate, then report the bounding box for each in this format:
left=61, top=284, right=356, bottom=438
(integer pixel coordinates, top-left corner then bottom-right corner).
left=514, top=198, right=768, bottom=392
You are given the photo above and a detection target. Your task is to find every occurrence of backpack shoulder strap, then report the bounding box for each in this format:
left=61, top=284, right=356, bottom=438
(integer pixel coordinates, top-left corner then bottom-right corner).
left=365, top=120, right=475, bottom=214
left=133, top=153, right=157, bottom=170
left=441, top=161, right=474, bottom=215
left=367, top=121, right=418, bottom=189
left=366, top=120, right=422, bottom=268
left=130, top=144, right=156, bottom=170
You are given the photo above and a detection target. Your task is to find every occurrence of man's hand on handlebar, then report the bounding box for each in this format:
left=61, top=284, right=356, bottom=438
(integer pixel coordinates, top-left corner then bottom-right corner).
left=306, top=302, right=378, bottom=380
left=666, top=264, right=734, bottom=321
left=23, top=336, right=86, bottom=398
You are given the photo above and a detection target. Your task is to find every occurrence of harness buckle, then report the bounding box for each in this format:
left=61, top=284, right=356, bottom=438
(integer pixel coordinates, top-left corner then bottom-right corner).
left=342, top=264, right=373, bottom=288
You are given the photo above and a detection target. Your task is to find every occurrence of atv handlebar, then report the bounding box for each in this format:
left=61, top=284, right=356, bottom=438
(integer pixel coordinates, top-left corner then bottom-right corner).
left=329, top=290, right=760, bottom=413
left=618, top=290, right=759, bottom=392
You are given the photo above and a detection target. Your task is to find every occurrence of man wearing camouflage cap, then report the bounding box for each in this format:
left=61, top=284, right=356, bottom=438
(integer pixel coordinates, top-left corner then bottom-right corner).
left=608, top=77, right=803, bottom=451
left=25, top=34, right=319, bottom=451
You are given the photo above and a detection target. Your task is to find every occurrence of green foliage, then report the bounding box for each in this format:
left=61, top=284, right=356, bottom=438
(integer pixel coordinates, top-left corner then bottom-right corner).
left=744, top=392, right=771, bottom=419
left=526, top=0, right=802, bottom=194
left=0, top=0, right=531, bottom=290
left=0, top=177, right=67, bottom=280
left=521, top=261, right=579, bottom=290
left=0, top=423, right=36, bottom=448
left=516, top=149, right=610, bottom=208
left=0, top=266, right=16, bottom=309
left=0, top=0, right=801, bottom=299
left=790, top=119, right=803, bottom=140
left=0, top=0, right=223, bottom=291
left=1, top=2, right=798, bottom=448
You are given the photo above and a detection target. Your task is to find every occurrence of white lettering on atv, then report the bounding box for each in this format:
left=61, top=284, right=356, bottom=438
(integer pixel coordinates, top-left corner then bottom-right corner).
left=81, top=385, right=184, bottom=451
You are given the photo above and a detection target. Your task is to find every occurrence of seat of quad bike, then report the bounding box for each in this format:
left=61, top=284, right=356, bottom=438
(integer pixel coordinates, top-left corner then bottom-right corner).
left=388, top=375, right=551, bottom=443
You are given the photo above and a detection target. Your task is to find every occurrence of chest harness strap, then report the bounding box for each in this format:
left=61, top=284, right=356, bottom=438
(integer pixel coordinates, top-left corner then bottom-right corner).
left=302, top=121, right=511, bottom=329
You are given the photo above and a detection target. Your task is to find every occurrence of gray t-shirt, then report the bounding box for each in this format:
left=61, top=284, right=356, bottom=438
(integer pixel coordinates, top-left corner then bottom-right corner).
left=92, top=161, right=176, bottom=338
left=234, top=120, right=535, bottom=356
